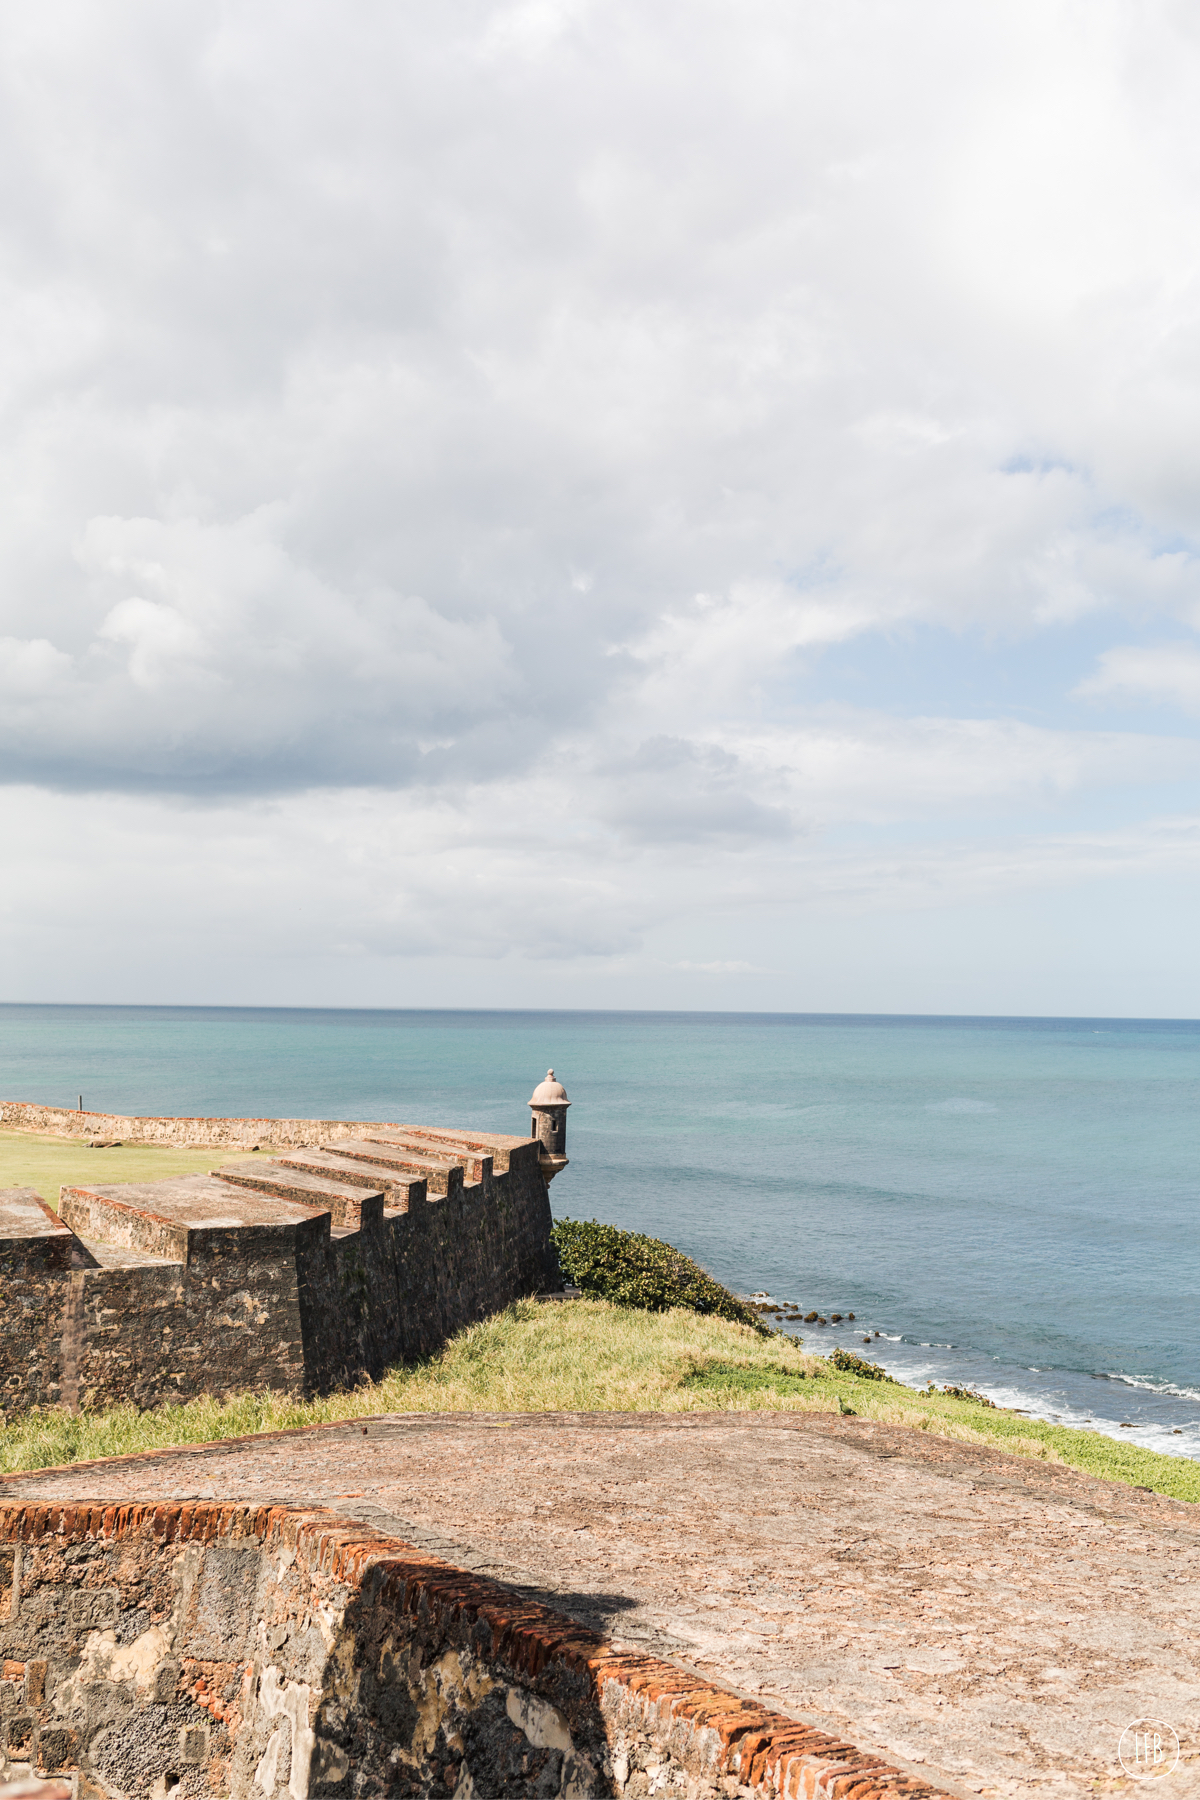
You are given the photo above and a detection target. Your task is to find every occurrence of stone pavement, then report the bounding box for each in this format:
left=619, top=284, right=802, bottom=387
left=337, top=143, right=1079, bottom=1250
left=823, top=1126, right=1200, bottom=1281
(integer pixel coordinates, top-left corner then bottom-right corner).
left=5, top=1411, right=1198, bottom=1799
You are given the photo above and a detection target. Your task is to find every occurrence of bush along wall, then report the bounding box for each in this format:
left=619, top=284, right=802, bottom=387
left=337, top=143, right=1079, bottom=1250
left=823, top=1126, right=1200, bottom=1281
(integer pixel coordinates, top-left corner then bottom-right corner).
left=551, top=1218, right=769, bottom=1334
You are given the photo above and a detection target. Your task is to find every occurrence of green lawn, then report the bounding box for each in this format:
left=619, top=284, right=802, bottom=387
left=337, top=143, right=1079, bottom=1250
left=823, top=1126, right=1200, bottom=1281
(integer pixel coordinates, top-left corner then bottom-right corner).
left=0, top=1128, right=280, bottom=1211
left=2, top=1298, right=1196, bottom=1502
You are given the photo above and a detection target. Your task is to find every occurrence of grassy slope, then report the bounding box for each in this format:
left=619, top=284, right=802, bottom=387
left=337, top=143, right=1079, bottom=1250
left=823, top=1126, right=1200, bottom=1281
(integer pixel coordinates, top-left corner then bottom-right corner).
left=0, top=1129, right=280, bottom=1211
left=2, top=1299, right=1196, bottom=1502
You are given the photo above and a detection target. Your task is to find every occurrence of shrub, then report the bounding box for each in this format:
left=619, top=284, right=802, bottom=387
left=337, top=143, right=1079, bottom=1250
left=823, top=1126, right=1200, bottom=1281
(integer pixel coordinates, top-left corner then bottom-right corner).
left=830, top=1346, right=896, bottom=1383
left=551, top=1218, right=768, bottom=1333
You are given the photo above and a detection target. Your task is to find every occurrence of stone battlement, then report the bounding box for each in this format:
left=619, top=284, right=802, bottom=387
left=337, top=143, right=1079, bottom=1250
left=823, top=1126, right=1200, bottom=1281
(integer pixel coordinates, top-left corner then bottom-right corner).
left=1, top=1113, right=560, bottom=1418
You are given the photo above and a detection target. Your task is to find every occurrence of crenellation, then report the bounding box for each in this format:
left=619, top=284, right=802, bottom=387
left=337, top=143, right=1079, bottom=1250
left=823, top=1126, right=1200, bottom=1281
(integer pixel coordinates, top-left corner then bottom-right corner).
left=388, top=1123, right=537, bottom=1175
left=273, top=1144, right=466, bottom=1200
left=1, top=1086, right=563, bottom=1420
left=306, top=1136, right=480, bottom=1191
left=212, top=1160, right=396, bottom=1226
left=350, top=1129, right=495, bottom=1184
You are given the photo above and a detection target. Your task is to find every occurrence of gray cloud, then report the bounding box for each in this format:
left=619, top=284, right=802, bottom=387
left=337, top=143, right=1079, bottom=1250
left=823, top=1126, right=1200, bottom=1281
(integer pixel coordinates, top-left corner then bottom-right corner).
left=597, top=738, right=795, bottom=844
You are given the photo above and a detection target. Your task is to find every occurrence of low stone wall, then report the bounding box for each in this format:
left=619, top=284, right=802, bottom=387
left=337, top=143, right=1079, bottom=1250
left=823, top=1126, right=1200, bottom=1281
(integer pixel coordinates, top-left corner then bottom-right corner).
left=0, top=1500, right=947, bottom=1800
left=1, top=1101, right=403, bottom=1149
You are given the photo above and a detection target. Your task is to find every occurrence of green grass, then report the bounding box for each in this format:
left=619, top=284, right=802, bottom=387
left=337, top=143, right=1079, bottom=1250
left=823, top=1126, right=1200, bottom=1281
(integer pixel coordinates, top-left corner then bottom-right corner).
left=0, top=1128, right=280, bottom=1211
left=2, top=1299, right=1196, bottom=1502
left=683, top=1352, right=1200, bottom=1500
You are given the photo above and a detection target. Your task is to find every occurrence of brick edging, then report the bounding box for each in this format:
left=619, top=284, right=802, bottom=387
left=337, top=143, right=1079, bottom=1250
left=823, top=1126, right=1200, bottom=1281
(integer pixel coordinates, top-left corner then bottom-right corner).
left=0, top=1498, right=951, bottom=1800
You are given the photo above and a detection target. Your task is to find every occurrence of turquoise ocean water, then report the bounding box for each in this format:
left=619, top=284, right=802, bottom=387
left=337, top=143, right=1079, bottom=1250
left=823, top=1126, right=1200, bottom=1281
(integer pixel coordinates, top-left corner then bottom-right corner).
left=2, top=1004, right=1197, bottom=1460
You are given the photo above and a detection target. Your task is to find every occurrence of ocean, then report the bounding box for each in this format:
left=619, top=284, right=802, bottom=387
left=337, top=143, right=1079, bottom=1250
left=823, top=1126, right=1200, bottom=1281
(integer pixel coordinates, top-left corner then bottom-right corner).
left=2, top=1004, right=1197, bottom=1459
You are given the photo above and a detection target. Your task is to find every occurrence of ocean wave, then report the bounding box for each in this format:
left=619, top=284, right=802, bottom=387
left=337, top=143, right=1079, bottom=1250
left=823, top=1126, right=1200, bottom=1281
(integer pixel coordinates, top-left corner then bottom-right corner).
left=1096, top=1370, right=1200, bottom=1404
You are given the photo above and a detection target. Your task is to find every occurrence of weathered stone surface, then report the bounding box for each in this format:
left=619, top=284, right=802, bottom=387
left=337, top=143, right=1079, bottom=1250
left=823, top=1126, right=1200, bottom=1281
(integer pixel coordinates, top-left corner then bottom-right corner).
left=0, top=1498, right=948, bottom=1800
left=8, top=1413, right=1197, bottom=1797
left=274, top=1146, right=462, bottom=1200
left=334, top=1136, right=494, bottom=1186
left=0, top=1102, right=469, bottom=1151
left=0, top=1194, right=75, bottom=1269
left=213, top=1162, right=395, bottom=1227
left=0, top=1193, right=83, bottom=1417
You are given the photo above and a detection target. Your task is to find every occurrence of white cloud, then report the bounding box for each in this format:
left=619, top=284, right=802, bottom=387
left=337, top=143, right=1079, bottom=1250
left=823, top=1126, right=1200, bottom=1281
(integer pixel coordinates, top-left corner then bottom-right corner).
left=1075, top=643, right=1200, bottom=712
left=0, top=636, right=72, bottom=695
left=99, top=598, right=209, bottom=691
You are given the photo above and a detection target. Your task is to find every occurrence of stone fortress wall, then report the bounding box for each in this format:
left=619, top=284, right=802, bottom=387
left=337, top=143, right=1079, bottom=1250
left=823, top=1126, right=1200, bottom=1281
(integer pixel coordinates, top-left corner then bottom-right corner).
left=1, top=1079, right=573, bottom=1419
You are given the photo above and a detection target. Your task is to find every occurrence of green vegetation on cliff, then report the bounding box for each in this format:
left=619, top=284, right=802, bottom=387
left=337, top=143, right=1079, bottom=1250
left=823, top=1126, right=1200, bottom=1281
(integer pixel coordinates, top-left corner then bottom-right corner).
left=551, top=1217, right=767, bottom=1331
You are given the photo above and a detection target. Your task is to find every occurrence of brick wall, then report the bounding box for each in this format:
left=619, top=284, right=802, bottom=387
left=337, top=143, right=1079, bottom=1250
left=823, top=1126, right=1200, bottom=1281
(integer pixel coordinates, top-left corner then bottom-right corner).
left=0, top=1500, right=949, bottom=1800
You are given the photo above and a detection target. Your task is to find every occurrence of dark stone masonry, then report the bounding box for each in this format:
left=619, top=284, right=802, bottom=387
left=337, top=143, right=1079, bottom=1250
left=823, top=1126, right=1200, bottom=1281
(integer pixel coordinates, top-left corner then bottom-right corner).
left=1, top=1117, right=560, bottom=1418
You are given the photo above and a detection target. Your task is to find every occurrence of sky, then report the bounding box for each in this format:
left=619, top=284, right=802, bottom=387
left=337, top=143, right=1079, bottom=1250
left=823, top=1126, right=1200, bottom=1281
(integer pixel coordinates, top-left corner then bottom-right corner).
left=2, top=0, right=1200, bottom=1015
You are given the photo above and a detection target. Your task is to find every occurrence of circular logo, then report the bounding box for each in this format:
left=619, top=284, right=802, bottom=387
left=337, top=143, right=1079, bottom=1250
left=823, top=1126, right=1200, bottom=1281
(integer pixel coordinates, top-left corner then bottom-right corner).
left=1119, top=1721, right=1180, bottom=1780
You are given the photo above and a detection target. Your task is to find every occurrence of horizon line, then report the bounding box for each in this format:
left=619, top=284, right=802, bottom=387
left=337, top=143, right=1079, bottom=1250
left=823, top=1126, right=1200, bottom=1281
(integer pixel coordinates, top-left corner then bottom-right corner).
left=2, top=1002, right=1199, bottom=1026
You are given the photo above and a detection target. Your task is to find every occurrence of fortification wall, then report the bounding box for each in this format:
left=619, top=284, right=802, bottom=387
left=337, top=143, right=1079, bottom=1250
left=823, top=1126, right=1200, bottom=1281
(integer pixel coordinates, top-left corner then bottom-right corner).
left=1, top=1128, right=559, bottom=1416
left=0, top=1193, right=78, bottom=1417
left=0, top=1499, right=945, bottom=1800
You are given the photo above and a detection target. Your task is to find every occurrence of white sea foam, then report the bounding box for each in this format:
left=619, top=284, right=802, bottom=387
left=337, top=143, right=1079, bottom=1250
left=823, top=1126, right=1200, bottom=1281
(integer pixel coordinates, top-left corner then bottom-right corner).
left=1099, top=1371, right=1200, bottom=1404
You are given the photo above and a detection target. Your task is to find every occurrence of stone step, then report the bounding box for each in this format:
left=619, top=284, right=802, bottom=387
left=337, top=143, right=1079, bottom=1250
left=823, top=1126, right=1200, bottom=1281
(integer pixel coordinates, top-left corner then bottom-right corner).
left=274, top=1146, right=452, bottom=1201
left=329, top=1137, right=488, bottom=1187
left=352, top=1130, right=494, bottom=1182
left=215, top=1160, right=391, bottom=1228
left=59, top=1175, right=330, bottom=1263
left=384, top=1125, right=536, bottom=1175
left=75, top=1237, right=180, bottom=1269
left=0, top=1188, right=78, bottom=1270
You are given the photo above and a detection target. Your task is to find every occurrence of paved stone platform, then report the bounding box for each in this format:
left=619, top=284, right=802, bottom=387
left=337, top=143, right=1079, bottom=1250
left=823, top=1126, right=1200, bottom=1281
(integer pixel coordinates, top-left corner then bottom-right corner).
left=6, top=1411, right=1198, bottom=1798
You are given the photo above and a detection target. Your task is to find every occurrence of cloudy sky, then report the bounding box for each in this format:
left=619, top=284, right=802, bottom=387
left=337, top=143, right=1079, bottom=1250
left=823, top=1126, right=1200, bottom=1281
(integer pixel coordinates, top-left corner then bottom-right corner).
left=2, top=0, right=1199, bottom=1013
